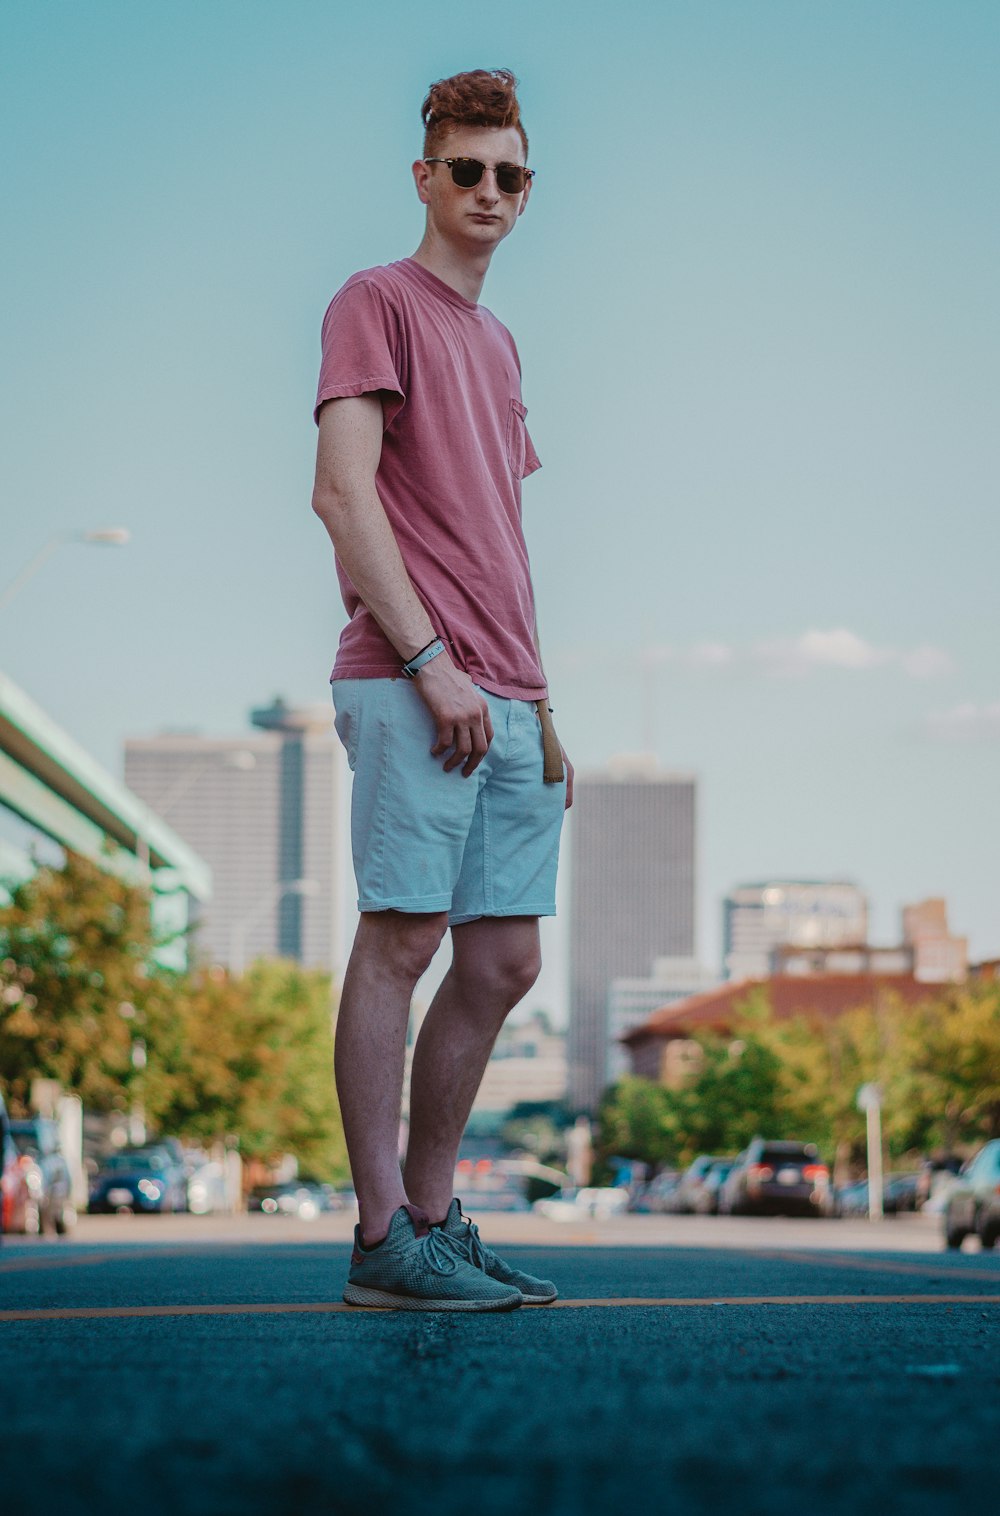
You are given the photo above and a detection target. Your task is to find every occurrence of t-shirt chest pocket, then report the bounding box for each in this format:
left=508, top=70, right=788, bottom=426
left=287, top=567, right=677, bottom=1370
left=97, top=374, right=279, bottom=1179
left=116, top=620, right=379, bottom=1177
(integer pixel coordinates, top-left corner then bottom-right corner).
left=505, top=397, right=529, bottom=478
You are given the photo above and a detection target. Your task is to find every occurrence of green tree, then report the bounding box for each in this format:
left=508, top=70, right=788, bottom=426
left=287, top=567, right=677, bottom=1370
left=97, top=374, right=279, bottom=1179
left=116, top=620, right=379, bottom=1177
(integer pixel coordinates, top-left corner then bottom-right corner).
left=893, top=983, right=1000, bottom=1151
left=162, top=958, right=348, bottom=1179
left=597, top=1076, right=681, bottom=1171
left=0, top=848, right=181, bottom=1119
left=670, top=1031, right=786, bottom=1163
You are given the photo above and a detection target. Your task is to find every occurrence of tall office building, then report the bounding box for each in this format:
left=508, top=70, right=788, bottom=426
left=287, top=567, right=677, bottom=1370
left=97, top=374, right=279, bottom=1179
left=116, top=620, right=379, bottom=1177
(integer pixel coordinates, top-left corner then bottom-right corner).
left=124, top=696, right=340, bottom=973
left=568, top=758, right=697, bottom=1112
left=723, top=880, right=868, bottom=980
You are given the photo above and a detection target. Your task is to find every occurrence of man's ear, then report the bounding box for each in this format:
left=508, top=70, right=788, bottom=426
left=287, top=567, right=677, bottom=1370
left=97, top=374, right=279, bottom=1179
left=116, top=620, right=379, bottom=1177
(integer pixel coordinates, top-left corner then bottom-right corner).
left=412, top=159, right=432, bottom=205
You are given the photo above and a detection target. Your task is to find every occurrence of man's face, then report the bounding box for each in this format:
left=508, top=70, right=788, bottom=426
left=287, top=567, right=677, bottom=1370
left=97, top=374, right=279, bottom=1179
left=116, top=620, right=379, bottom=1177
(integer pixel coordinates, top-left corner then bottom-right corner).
left=412, top=125, right=531, bottom=253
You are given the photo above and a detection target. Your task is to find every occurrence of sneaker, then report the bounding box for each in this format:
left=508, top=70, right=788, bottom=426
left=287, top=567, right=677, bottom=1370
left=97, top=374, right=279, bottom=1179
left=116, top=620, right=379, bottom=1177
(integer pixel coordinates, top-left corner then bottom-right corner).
left=439, top=1197, right=558, bottom=1305
left=343, top=1203, right=522, bottom=1312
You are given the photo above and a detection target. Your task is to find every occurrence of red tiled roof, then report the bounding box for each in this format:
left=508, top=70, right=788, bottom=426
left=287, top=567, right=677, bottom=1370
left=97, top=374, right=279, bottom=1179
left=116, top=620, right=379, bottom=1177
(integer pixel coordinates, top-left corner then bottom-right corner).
left=622, top=973, right=938, bottom=1044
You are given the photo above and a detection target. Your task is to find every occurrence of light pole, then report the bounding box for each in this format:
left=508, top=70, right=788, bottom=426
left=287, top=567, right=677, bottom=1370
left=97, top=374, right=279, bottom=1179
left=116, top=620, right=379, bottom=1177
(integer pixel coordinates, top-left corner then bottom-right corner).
left=857, top=1082, right=884, bottom=1221
left=229, top=877, right=319, bottom=976
left=0, top=527, right=130, bottom=612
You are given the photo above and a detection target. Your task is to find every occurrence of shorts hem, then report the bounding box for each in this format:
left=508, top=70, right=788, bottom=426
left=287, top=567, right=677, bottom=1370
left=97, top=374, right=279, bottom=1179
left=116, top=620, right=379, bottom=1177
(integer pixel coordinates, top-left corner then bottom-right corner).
left=358, top=894, right=453, bottom=914
left=448, top=902, right=557, bottom=926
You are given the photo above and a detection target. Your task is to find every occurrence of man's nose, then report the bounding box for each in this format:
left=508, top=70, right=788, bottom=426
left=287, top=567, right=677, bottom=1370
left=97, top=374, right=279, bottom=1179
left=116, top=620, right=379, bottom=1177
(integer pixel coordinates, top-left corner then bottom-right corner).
left=475, top=170, right=502, bottom=204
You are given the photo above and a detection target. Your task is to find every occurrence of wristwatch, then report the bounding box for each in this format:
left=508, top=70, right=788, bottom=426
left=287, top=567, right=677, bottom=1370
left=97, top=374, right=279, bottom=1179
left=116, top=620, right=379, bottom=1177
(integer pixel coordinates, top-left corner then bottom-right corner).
left=401, top=637, right=445, bottom=679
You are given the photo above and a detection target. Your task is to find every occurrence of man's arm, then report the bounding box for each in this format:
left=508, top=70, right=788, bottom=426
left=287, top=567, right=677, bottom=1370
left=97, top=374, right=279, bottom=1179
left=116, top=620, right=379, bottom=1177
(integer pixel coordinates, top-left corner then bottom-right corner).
left=311, top=394, right=493, bottom=776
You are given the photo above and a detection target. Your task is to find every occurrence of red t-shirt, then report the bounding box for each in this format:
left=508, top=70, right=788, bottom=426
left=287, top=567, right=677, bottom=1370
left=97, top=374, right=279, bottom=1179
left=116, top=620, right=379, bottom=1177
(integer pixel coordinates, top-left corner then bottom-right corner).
left=314, top=257, right=546, bottom=700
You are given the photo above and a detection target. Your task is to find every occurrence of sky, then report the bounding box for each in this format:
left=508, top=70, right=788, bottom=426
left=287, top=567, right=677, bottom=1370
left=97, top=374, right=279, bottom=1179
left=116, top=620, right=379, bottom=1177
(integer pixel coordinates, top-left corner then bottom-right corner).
left=2, top=1, right=998, bottom=1018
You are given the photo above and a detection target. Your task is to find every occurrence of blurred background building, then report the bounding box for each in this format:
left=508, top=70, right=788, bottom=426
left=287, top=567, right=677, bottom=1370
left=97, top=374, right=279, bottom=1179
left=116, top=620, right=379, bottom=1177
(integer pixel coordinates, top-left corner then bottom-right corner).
left=124, top=695, right=339, bottom=973
left=472, top=1012, right=568, bottom=1115
left=0, top=669, right=210, bottom=971
left=568, top=757, right=697, bottom=1112
left=607, top=956, right=717, bottom=1083
left=723, top=880, right=869, bottom=980
left=623, top=970, right=939, bottom=1086
left=902, top=897, right=968, bottom=983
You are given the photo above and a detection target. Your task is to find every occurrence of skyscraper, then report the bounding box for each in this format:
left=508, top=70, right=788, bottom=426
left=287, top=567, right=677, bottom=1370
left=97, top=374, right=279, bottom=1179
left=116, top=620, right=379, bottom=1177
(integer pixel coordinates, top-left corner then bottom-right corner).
left=722, top=880, right=868, bottom=980
left=568, top=758, right=697, bottom=1111
left=124, top=696, right=340, bottom=973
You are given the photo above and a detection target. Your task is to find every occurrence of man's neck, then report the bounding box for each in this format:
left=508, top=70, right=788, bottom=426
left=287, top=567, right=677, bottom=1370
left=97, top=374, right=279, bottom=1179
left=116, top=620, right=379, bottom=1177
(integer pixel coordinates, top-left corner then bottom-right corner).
left=410, top=230, right=492, bottom=305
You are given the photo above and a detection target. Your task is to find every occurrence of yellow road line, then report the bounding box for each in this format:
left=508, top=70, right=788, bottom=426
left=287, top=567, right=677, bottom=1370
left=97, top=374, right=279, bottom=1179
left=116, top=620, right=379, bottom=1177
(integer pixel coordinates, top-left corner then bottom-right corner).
left=2, top=1293, right=999, bottom=1322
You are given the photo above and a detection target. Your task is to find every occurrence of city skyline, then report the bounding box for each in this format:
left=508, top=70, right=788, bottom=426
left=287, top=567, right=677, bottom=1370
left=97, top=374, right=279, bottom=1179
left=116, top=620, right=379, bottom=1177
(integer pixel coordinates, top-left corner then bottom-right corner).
left=2, top=2, right=997, bottom=980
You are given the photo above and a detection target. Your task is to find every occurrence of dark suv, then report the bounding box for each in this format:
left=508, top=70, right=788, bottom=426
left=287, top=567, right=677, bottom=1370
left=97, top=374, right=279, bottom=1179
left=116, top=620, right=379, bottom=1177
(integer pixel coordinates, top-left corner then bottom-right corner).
left=8, top=1118, right=76, bottom=1235
left=720, top=1138, right=831, bottom=1217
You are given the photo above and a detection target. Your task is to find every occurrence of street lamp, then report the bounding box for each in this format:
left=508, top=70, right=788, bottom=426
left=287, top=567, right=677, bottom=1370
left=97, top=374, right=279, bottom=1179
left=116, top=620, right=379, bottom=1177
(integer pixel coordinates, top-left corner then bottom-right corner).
left=229, top=877, right=319, bottom=975
left=856, top=1082, right=884, bottom=1221
left=0, top=527, right=130, bottom=612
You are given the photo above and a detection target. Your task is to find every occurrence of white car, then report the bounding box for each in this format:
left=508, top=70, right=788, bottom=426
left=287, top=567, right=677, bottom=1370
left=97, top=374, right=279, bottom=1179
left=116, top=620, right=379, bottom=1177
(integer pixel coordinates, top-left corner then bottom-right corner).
left=186, top=1161, right=229, bottom=1215
left=533, top=1187, right=630, bottom=1222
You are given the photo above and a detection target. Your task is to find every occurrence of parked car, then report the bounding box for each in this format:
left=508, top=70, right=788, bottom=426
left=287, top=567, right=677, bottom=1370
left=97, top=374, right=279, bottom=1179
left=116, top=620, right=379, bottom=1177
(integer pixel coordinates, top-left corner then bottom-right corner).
left=459, top=1186, right=530, bottom=1212
left=943, top=1140, right=1000, bottom=1251
left=720, top=1139, right=831, bottom=1217
left=918, top=1155, right=964, bottom=1213
left=0, top=1088, right=8, bottom=1239
left=694, top=1159, right=736, bottom=1215
left=674, top=1155, right=733, bottom=1214
left=532, top=1186, right=630, bottom=1222
left=2, top=1089, right=39, bottom=1236
left=186, top=1160, right=229, bottom=1216
left=89, top=1146, right=188, bottom=1214
left=883, top=1171, right=922, bottom=1215
left=634, top=1171, right=681, bottom=1214
left=248, top=1183, right=322, bottom=1220
left=8, top=1118, right=76, bottom=1235
left=832, top=1179, right=869, bottom=1217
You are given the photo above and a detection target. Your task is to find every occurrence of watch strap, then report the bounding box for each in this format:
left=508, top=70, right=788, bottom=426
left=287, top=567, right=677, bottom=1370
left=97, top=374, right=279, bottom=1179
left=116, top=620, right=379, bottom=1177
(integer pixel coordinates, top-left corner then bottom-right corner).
left=401, top=638, right=445, bottom=679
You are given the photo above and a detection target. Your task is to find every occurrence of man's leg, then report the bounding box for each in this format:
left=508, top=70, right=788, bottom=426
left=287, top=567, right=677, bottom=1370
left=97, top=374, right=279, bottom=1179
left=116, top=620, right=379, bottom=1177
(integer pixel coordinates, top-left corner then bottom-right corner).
left=403, top=915, right=541, bottom=1222
left=334, top=908, right=448, bottom=1246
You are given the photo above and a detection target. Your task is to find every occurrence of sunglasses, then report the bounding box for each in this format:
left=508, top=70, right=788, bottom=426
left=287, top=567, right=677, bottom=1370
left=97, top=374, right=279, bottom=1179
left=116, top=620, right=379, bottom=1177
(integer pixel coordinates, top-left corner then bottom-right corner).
left=423, top=157, right=534, bottom=195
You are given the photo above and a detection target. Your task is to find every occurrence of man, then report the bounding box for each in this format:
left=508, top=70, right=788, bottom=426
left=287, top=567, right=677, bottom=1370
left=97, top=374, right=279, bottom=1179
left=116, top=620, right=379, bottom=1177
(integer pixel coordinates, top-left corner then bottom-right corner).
left=311, top=69, right=571, bottom=1312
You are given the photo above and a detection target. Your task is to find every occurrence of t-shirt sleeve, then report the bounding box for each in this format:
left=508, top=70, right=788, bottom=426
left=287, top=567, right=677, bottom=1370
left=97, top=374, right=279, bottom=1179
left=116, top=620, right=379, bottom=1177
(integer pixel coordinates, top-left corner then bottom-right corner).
left=313, top=279, right=405, bottom=428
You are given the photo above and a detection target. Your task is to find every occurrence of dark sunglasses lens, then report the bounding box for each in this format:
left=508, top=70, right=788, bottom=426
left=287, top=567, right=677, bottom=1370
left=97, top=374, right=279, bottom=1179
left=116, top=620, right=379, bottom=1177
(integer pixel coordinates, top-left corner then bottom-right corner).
left=450, top=159, right=485, bottom=188
left=496, top=164, right=528, bottom=193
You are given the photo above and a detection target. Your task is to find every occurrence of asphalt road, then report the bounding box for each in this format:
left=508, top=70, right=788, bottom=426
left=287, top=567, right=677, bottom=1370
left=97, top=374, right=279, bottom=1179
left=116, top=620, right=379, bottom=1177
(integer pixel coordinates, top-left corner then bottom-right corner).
left=1, top=1213, right=997, bottom=1516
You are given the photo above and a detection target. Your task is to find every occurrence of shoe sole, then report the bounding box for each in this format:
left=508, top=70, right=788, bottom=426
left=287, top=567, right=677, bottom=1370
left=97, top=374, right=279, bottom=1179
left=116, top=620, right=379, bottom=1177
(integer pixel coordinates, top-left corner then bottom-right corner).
left=343, top=1283, right=521, bottom=1312
left=521, top=1292, right=558, bottom=1305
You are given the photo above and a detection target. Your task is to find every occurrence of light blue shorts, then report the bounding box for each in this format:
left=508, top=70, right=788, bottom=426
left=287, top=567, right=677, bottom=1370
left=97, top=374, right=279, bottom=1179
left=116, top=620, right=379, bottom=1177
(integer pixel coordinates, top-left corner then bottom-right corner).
left=331, top=678, right=566, bottom=923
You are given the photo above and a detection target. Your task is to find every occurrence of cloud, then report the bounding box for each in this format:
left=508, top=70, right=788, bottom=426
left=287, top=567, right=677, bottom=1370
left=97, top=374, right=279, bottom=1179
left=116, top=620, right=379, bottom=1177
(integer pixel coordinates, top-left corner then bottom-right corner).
left=548, top=628, right=953, bottom=681
left=751, top=628, right=953, bottom=679
left=923, top=701, right=1000, bottom=741
left=900, top=645, right=955, bottom=679
left=687, top=641, right=735, bottom=667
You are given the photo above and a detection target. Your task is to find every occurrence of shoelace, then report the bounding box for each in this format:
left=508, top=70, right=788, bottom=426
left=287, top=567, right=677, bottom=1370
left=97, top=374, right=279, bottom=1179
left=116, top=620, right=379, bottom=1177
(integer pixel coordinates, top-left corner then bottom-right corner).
left=419, top=1225, right=468, bottom=1277
left=448, top=1214, right=494, bottom=1272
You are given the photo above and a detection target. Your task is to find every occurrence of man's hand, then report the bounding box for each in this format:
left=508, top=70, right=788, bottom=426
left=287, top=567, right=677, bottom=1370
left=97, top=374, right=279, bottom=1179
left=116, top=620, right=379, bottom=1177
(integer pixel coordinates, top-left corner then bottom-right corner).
left=562, top=745, right=574, bottom=808
left=415, top=652, right=494, bottom=777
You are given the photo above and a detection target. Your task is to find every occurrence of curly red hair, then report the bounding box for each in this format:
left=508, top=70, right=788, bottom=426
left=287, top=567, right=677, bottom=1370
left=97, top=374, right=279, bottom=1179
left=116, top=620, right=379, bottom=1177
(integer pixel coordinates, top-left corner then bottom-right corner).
left=421, top=69, right=528, bottom=159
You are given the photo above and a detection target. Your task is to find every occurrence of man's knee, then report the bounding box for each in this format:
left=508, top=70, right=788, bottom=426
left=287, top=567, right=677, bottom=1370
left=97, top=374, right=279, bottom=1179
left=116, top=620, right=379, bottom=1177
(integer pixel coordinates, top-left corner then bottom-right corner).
left=358, top=910, right=448, bottom=984
left=455, top=930, right=542, bottom=1008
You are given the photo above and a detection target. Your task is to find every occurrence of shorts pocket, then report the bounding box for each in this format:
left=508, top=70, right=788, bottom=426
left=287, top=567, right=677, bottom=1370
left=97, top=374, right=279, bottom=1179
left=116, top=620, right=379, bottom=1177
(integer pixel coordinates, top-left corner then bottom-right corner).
left=505, top=397, right=528, bottom=477
left=330, top=679, right=359, bottom=771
